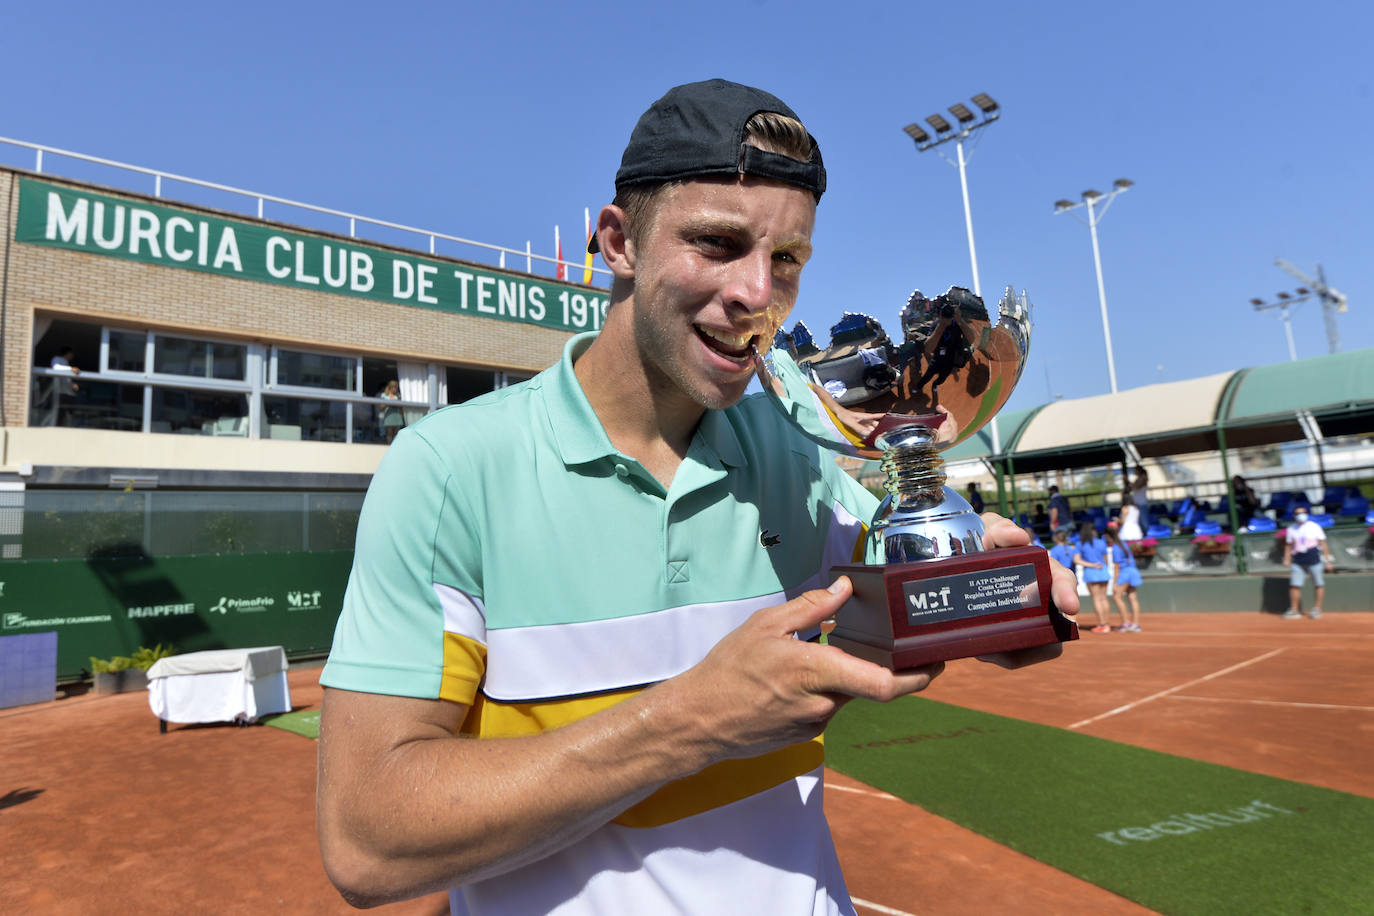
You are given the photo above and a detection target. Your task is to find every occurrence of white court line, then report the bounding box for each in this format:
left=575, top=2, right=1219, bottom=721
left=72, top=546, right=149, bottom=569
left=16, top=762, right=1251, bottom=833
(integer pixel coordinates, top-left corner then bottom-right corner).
left=1067, top=648, right=1286, bottom=729
left=828, top=783, right=899, bottom=801
left=852, top=897, right=918, bottom=916
left=1170, top=695, right=1374, bottom=712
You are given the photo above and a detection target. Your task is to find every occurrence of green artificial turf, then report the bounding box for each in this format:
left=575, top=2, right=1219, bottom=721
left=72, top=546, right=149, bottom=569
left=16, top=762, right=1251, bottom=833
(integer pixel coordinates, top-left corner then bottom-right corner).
left=827, top=697, right=1374, bottom=915
left=262, top=708, right=320, bottom=739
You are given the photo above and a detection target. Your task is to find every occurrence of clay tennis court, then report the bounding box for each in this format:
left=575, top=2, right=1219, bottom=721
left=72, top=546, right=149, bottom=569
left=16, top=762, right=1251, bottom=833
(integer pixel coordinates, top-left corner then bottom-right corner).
left=3, top=610, right=1370, bottom=915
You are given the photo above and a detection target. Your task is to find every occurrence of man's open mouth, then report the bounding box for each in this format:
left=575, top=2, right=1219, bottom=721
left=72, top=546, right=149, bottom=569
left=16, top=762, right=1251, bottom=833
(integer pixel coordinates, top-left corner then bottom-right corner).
left=695, top=325, right=757, bottom=362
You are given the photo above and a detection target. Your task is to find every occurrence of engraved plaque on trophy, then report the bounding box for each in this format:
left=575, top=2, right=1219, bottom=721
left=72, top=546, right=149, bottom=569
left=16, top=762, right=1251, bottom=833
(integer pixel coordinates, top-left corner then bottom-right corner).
left=757, top=286, right=1078, bottom=670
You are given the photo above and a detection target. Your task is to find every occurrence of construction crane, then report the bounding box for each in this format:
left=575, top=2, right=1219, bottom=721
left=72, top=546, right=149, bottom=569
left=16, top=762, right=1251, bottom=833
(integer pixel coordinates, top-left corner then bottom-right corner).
left=1275, top=259, right=1348, bottom=355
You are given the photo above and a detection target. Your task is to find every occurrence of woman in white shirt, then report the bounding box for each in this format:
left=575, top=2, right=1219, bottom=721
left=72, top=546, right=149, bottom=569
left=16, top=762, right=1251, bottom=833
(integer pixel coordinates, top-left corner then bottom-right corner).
left=1118, top=487, right=1144, bottom=542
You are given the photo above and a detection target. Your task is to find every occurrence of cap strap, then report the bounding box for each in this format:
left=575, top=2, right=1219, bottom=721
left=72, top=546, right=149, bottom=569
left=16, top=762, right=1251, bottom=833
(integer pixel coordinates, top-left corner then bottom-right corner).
left=737, top=144, right=826, bottom=198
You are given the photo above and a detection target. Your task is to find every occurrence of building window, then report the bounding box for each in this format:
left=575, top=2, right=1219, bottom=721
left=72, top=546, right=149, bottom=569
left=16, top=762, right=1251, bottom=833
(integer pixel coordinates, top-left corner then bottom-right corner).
left=151, top=389, right=249, bottom=435
left=277, top=348, right=355, bottom=391
left=106, top=330, right=146, bottom=373
left=154, top=335, right=247, bottom=381
left=447, top=366, right=496, bottom=404
left=261, top=396, right=346, bottom=442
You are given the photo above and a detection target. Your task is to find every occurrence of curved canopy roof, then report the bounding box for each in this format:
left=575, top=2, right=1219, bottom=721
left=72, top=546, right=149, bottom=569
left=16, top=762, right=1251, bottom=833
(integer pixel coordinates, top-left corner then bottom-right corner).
left=942, top=346, right=1374, bottom=473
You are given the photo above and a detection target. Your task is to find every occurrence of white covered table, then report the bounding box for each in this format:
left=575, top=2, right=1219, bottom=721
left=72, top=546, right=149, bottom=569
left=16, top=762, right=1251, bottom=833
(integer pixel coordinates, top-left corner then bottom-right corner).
left=146, top=646, right=291, bottom=729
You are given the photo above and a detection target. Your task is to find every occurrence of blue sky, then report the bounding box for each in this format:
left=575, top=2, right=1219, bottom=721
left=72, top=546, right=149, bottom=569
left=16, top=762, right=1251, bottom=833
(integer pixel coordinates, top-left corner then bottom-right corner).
left=6, top=0, right=1370, bottom=413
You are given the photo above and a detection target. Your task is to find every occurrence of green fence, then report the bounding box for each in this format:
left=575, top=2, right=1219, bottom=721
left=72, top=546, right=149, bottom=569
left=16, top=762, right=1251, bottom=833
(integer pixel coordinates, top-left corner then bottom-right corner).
left=0, top=550, right=353, bottom=681
left=0, top=490, right=364, bottom=680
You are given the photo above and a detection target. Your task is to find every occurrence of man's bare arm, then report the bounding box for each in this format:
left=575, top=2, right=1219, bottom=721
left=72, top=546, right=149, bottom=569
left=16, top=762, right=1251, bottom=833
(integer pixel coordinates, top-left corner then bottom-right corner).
left=317, top=578, right=941, bottom=907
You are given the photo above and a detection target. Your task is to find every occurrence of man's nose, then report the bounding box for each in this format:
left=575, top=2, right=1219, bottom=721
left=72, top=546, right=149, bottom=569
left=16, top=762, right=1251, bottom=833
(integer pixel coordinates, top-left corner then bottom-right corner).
left=723, top=251, right=773, bottom=314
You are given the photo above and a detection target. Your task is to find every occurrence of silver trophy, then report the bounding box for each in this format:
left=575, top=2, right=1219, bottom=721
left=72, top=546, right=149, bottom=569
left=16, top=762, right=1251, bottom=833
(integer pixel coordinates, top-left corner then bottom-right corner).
left=756, top=285, right=1075, bottom=669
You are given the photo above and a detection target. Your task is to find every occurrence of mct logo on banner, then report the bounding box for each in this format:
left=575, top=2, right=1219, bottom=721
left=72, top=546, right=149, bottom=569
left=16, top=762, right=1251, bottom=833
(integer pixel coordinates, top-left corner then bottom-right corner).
left=16, top=178, right=609, bottom=334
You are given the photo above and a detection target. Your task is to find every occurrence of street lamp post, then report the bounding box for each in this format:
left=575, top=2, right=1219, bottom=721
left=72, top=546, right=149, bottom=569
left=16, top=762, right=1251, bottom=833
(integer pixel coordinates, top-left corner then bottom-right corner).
left=1054, top=179, right=1133, bottom=394
left=1247, top=292, right=1304, bottom=361
left=903, top=93, right=1000, bottom=299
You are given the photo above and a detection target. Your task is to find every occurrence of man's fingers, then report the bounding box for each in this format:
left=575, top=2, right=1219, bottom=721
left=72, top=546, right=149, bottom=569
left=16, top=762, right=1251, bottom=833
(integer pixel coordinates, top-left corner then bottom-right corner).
left=766, top=576, right=854, bottom=635
left=1048, top=563, right=1080, bottom=616
left=981, top=514, right=1030, bottom=550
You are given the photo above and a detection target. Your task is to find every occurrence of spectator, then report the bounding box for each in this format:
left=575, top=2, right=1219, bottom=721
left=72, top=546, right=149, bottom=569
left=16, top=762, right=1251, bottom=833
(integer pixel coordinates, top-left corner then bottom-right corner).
left=1074, top=521, right=1113, bottom=633
left=966, top=482, right=984, bottom=514
left=1105, top=528, right=1143, bottom=632
left=1048, top=485, right=1073, bottom=534
left=1282, top=507, right=1334, bottom=619
left=1129, top=465, right=1150, bottom=517
left=1232, top=475, right=1260, bottom=527
left=378, top=379, right=404, bottom=444
left=48, top=346, right=82, bottom=426
left=1118, top=486, right=1143, bottom=542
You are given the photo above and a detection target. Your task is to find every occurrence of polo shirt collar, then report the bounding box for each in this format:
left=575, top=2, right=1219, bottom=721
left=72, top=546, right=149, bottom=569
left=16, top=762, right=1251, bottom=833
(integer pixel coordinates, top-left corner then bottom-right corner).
left=544, top=332, right=745, bottom=470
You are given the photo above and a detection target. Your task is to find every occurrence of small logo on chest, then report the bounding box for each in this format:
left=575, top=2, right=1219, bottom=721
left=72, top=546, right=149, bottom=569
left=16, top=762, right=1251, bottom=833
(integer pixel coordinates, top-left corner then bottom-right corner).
left=759, top=529, right=782, bottom=549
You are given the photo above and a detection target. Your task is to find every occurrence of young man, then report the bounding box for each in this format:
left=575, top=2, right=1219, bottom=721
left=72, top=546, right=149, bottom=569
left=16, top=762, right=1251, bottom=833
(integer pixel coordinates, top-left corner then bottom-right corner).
left=1047, top=484, right=1073, bottom=534
left=316, top=79, right=1078, bottom=915
left=1282, top=506, right=1334, bottom=619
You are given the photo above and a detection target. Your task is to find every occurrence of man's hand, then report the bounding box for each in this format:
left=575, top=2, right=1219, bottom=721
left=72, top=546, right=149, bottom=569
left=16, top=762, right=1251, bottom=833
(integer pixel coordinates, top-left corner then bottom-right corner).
left=974, top=512, right=1079, bottom=670
left=673, top=578, right=943, bottom=761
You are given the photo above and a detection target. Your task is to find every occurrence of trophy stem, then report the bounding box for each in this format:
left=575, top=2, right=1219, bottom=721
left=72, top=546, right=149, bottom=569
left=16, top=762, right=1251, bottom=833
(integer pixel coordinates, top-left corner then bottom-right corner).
left=881, top=435, right=946, bottom=506
left=872, top=423, right=986, bottom=564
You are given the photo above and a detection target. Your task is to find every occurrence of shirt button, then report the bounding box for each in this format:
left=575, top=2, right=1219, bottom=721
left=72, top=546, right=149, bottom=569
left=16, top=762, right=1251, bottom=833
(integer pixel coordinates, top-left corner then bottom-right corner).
left=614, top=463, right=629, bottom=478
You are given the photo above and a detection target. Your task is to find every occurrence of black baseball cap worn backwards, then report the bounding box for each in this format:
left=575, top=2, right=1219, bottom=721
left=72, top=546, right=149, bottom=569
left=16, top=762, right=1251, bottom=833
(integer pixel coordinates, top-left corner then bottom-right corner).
left=589, top=78, right=826, bottom=254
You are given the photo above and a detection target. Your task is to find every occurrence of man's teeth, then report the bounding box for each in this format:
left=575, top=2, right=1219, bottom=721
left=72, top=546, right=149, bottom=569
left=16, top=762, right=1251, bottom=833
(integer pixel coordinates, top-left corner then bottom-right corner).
left=698, top=327, right=754, bottom=350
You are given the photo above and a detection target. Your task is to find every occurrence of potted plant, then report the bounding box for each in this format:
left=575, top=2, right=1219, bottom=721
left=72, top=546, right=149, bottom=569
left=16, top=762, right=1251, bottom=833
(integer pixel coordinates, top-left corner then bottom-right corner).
left=1130, top=537, right=1159, bottom=558
left=1191, top=533, right=1235, bottom=556
left=91, top=644, right=175, bottom=695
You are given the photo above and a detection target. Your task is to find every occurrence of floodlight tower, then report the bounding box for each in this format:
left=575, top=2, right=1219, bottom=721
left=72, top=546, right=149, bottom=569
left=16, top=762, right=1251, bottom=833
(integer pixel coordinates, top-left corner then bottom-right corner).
left=902, top=93, right=1000, bottom=298
left=1276, top=259, right=1347, bottom=354
left=1247, top=290, right=1307, bottom=361
left=1053, top=179, right=1133, bottom=394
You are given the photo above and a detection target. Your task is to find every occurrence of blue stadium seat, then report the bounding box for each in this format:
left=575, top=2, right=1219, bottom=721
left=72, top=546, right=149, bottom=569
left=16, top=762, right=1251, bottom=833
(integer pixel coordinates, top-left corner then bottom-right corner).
left=1339, top=494, right=1370, bottom=518
left=1194, top=520, right=1223, bottom=536
left=1267, top=491, right=1295, bottom=515
left=1367, top=508, right=1374, bottom=525
left=1321, top=486, right=1348, bottom=511
left=1146, top=522, right=1173, bottom=538
left=1310, top=512, right=1335, bottom=528
left=1215, top=496, right=1230, bottom=515
left=1246, top=517, right=1277, bottom=532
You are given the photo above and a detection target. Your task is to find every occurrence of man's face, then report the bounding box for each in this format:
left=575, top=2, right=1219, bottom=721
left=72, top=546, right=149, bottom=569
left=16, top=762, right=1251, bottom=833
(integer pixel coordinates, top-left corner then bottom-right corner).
left=624, top=176, right=815, bottom=412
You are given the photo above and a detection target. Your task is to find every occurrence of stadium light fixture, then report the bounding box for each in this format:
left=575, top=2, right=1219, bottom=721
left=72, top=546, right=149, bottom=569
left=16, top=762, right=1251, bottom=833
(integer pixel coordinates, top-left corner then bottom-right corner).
left=902, top=123, right=931, bottom=144
left=1052, top=177, right=1134, bottom=394
left=901, top=94, right=1002, bottom=297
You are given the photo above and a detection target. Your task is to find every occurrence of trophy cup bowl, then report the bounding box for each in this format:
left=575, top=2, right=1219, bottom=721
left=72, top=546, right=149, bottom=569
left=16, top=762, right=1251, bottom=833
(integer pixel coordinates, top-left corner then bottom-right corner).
left=756, top=285, right=1078, bottom=670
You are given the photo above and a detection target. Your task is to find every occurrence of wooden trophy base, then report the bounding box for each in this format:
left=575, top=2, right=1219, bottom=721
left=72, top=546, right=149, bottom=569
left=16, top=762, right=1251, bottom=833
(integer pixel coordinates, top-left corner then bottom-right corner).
left=830, top=544, right=1078, bottom=670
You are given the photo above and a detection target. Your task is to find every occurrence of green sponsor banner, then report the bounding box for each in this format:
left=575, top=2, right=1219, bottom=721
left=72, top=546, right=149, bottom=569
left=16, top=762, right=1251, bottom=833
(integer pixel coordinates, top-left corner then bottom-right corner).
left=15, top=177, right=609, bottom=334
left=0, top=550, right=353, bottom=680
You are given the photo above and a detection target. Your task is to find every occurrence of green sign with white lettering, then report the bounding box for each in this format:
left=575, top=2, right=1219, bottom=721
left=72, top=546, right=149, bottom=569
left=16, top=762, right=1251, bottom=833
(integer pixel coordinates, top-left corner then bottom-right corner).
left=15, top=177, right=609, bottom=334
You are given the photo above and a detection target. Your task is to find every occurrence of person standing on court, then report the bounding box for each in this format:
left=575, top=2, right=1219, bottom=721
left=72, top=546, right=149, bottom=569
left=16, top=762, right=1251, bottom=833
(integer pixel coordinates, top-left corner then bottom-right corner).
left=1282, top=506, right=1334, bottom=619
left=1074, top=521, right=1112, bottom=633
left=1104, top=527, right=1142, bottom=632
left=314, top=79, right=1078, bottom=916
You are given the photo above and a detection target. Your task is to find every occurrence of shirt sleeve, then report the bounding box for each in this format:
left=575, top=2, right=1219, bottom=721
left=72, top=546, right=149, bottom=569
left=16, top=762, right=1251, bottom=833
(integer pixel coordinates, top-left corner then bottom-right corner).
left=320, top=427, right=485, bottom=702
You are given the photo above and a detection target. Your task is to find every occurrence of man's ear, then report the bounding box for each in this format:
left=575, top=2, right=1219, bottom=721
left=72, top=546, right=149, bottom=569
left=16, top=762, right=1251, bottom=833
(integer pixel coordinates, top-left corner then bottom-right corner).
left=596, top=205, right=636, bottom=280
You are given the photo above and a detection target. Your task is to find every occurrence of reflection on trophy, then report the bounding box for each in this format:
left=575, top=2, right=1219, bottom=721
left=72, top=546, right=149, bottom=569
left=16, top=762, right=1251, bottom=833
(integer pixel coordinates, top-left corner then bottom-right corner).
left=757, top=285, right=1077, bottom=669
